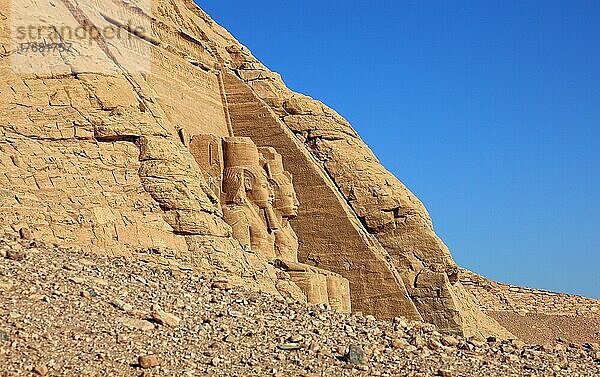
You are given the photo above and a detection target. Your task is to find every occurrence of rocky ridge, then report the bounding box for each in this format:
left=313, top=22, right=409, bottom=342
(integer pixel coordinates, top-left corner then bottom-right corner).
left=462, top=270, right=600, bottom=317
left=461, top=270, right=600, bottom=346
left=2, top=236, right=600, bottom=376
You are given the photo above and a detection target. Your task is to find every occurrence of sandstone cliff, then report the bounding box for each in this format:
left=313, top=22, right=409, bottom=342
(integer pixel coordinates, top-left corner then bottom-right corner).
left=0, top=0, right=510, bottom=338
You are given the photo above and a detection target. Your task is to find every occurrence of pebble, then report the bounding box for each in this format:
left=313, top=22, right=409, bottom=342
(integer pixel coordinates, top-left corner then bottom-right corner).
left=468, top=338, right=485, bottom=348
left=277, top=343, right=302, bottom=351
left=119, top=317, right=155, bottom=331
left=19, top=228, right=32, bottom=240
left=138, top=354, right=160, bottom=368
left=111, top=299, right=134, bottom=313
left=6, top=249, right=26, bottom=261
left=344, top=344, right=366, bottom=365
left=441, top=336, right=459, bottom=347
left=33, top=365, right=48, bottom=376
left=212, top=280, right=231, bottom=290
left=410, top=335, right=427, bottom=348
left=152, top=309, right=181, bottom=327
left=428, top=339, right=444, bottom=350
left=391, top=338, right=410, bottom=350
left=86, top=287, right=99, bottom=297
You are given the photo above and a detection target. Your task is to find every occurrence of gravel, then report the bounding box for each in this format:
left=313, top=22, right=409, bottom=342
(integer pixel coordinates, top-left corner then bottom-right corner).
left=1, top=235, right=599, bottom=376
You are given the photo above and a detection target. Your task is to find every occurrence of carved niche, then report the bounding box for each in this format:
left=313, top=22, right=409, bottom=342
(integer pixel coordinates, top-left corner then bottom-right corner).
left=188, top=135, right=351, bottom=312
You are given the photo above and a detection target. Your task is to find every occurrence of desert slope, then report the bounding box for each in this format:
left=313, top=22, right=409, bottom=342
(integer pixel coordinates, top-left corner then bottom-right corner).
left=1, top=236, right=600, bottom=376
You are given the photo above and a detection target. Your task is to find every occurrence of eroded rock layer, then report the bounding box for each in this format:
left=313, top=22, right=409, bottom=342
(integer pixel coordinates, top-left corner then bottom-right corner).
left=462, top=270, right=600, bottom=345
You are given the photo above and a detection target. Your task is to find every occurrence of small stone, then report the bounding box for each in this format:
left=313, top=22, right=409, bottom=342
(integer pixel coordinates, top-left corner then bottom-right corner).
left=552, top=364, right=561, bottom=372
left=441, top=336, right=459, bottom=347
left=288, top=334, right=303, bottom=343
left=90, top=278, right=108, bottom=287
left=391, top=338, right=410, bottom=350
left=554, top=343, right=566, bottom=352
left=437, top=369, right=454, bottom=377
left=410, top=335, right=426, bottom=349
left=344, top=344, right=366, bottom=365
left=428, top=339, right=443, bottom=350
left=211, top=281, right=231, bottom=290
left=592, top=351, right=600, bottom=362
left=120, top=317, right=155, bottom=331
left=0, top=330, right=8, bottom=341
left=111, top=299, right=134, bottom=312
left=152, top=309, right=181, bottom=327
left=458, top=341, right=475, bottom=352
left=69, top=277, right=86, bottom=284
left=138, top=354, right=160, bottom=368
left=277, top=342, right=302, bottom=351
left=467, top=338, right=485, bottom=348
left=355, top=364, right=369, bottom=371
left=393, top=317, right=408, bottom=327
left=19, top=227, right=32, bottom=240
left=511, top=340, right=527, bottom=350
left=6, top=249, right=25, bottom=261
left=33, top=365, right=48, bottom=376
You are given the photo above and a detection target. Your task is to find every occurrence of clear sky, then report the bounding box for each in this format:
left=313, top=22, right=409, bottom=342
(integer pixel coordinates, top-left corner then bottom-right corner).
left=198, top=1, right=600, bottom=299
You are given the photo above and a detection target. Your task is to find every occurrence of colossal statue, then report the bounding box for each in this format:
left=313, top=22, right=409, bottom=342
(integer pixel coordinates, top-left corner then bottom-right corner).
left=260, top=147, right=351, bottom=313
left=221, top=137, right=278, bottom=259
left=259, top=147, right=300, bottom=263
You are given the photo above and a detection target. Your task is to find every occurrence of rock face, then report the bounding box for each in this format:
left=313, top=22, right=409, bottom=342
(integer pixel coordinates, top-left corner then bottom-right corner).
left=0, top=0, right=508, bottom=337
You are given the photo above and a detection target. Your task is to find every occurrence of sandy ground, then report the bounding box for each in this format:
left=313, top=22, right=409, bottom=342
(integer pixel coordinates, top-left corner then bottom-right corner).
left=489, top=311, right=600, bottom=346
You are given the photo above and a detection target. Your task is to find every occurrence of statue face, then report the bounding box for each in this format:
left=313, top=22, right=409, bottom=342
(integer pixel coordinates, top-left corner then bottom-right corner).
left=273, top=172, right=299, bottom=219
left=246, top=172, right=274, bottom=209
left=276, top=185, right=299, bottom=219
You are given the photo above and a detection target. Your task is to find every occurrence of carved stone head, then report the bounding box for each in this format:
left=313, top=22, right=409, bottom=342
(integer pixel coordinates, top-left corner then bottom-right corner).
left=222, top=137, right=274, bottom=209
left=259, top=147, right=300, bottom=219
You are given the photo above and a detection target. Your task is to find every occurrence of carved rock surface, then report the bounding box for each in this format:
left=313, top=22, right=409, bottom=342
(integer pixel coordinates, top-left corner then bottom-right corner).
left=0, top=0, right=511, bottom=337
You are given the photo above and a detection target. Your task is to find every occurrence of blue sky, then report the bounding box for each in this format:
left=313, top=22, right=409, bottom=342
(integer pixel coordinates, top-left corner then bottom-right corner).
left=198, top=1, right=600, bottom=298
